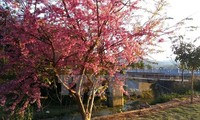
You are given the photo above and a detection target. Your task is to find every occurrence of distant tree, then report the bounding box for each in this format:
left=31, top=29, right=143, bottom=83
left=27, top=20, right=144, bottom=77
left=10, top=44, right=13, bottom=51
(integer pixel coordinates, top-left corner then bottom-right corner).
left=186, top=46, right=200, bottom=103
left=129, top=61, right=145, bottom=69
left=173, top=42, right=200, bottom=103
left=172, top=41, right=194, bottom=82
left=146, top=64, right=153, bottom=70
left=170, top=16, right=200, bottom=82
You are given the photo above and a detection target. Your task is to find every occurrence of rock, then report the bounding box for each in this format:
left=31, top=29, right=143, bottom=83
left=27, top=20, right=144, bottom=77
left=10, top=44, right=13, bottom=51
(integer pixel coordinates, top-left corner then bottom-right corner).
left=140, top=102, right=151, bottom=109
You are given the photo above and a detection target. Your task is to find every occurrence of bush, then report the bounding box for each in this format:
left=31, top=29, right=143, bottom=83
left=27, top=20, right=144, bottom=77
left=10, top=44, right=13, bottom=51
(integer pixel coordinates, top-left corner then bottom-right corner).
left=139, top=90, right=154, bottom=99
left=194, top=81, right=200, bottom=92
left=151, top=93, right=180, bottom=105
left=1, top=105, right=33, bottom=120
left=173, top=83, right=190, bottom=94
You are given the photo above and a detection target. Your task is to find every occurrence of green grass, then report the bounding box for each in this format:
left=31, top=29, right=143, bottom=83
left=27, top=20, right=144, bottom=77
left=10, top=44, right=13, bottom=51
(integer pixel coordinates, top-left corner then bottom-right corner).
left=134, top=103, right=200, bottom=120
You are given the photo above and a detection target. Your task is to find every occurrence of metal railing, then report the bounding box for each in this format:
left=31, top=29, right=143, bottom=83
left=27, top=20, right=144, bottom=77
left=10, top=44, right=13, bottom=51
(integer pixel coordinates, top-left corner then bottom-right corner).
left=126, top=69, right=200, bottom=76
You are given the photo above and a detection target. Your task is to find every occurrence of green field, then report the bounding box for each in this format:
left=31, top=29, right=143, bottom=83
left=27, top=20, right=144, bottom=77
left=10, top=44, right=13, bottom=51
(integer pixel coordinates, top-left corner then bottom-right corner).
left=135, top=103, right=200, bottom=120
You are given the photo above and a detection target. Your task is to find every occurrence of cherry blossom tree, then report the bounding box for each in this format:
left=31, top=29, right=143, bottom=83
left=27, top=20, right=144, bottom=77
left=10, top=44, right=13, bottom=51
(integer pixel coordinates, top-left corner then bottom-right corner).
left=0, top=0, right=169, bottom=119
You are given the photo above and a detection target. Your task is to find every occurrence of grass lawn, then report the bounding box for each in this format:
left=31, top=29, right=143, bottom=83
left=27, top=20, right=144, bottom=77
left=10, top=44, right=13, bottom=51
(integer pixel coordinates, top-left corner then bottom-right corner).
left=134, top=103, right=200, bottom=120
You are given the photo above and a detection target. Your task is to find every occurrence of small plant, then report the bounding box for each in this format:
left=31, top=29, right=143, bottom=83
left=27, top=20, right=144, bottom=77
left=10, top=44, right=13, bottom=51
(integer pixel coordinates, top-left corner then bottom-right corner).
left=140, top=90, right=154, bottom=99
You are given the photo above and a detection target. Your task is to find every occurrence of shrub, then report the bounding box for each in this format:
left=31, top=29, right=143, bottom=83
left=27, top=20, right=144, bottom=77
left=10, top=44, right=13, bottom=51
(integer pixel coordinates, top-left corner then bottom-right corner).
left=194, top=81, right=200, bottom=92
left=139, top=90, right=154, bottom=99
left=151, top=93, right=180, bottom=105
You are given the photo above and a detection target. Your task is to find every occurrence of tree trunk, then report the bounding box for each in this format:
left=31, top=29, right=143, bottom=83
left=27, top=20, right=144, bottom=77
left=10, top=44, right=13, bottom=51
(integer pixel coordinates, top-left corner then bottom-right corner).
left=181, top=69, right=184, bottom=83
left=191, top=69, right=194, bottom=103
left=75, top=71, right=95, bottom=120
left=73, top=93, right=91, bottom=120
left=82, top=114, right=91, bottom=120
left=74, top=92, right=94, bottom=120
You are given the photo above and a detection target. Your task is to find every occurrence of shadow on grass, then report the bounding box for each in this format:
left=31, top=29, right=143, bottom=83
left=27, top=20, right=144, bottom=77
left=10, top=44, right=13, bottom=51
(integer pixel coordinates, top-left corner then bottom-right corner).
left=33, top=105, right=79, bottom=120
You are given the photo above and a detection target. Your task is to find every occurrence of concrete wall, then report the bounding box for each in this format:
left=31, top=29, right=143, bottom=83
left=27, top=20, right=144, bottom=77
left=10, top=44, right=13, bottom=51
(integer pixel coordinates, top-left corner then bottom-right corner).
left=138, top=82, right=152, bottom=91
left=108, top=83, right=124, bottom=107
left=125, top=80, right=152, bottom=95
